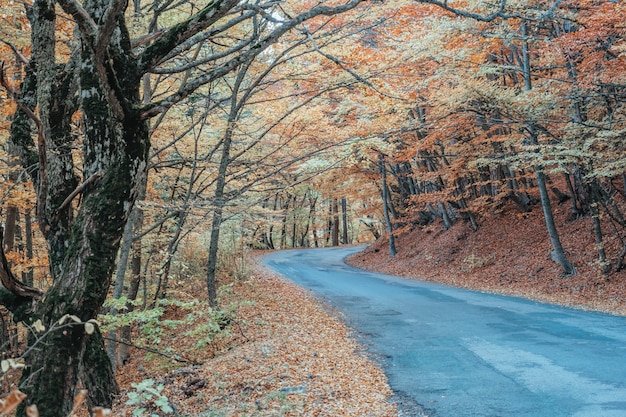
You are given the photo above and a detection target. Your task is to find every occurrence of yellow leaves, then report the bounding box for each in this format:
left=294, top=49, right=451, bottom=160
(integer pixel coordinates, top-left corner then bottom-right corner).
left=84, top=319, right=100, bottom=335
left=57, top=315, right=100, bottom=334
left=0, top=358, right=24, bottom=373
left=26, top=405, right=38, bottom=417
left=32, top=319, right=45, bottom=333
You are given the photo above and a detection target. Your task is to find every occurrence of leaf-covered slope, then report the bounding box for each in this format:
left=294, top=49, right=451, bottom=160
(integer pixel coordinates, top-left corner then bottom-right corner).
left=348, top=199, right=626, bottom=316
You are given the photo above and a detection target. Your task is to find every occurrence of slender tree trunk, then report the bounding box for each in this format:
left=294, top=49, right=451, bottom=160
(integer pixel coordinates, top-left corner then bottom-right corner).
left=3, top=207, right=17, bottom=256
left=311, top=197, right=319, bottom=247
left=154, top=210, right=187, bottom=302
left=292, top=212, right=298, bottom=248
left=379, top=156, right=397, bottom=256
left=280, top=196, right=291, bottom=249
left=206, top=69, right=243, bottom=306
left=590, top=182, right=609, bottom=273
left=24, top=210, right=34, bottom=286
left=536, top=168, right=575, bottom=275
left=565, top=172, right=582, bottom=217
left=521, top=22, right=574, bottom=276
left=341, top=197, right=349, bottom=244
left=332, top=198, right=339, bottom=246
left=118, top=231, right=143, bottom=365
left=106, top=215, right=135, bottom=370
left=118, top=186, right=145, bottom=364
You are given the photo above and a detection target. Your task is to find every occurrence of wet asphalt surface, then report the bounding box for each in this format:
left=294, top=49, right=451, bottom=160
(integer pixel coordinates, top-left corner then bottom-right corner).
left=263, top=246, right=626, bottom=417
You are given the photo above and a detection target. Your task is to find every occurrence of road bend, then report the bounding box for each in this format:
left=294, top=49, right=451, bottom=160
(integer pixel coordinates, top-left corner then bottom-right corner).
left=263, top=246, right=626, bottom=417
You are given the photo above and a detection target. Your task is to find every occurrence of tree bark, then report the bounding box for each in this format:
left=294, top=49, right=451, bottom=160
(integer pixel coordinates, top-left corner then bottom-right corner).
left=332, top=198, right=340, bottom=246
left=1, top=0, right=368, bottom=413
left=14, top=0, right=149, bottom=410
left=3, top=207, right=18, bottom=255
left=521, top=22, right=574, bottom=276
left=107, top=213, right=135, bottom=370
left=118, top=190, right=145, bottom=365
left=341, top=197, right=349, bottom=244
left=379, top=156, right=397, bottom=257
left=206, top=67, right=244, bottom=306
left=24, top=210, right=34, bottom=287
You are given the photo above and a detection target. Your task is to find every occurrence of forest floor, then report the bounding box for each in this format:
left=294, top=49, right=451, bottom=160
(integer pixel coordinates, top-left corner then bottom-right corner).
left=110, top=257, right=398, bottom=417
left=348, top=198, right=626, bottom=317
left=107, top=194, right=624, bottom=417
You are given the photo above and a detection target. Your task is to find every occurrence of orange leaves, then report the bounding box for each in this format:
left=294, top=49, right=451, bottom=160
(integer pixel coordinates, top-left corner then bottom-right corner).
left=0, top=388, right=112, bottom=417
left=0, top=389, right=26, bottom=415
left=110, top=260, right=397, bottom=416
left=349, top=175, right=626, bottom=316
left=553, top=0, right=626, bottom=88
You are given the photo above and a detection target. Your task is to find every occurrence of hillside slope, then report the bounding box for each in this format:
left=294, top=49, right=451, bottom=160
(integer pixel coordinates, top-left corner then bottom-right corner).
left=348, top=200, right=626, bottom=316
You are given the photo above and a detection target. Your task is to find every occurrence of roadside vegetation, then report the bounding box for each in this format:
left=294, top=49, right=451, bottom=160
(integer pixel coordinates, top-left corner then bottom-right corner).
left=0, top=0, right=625, bottom=415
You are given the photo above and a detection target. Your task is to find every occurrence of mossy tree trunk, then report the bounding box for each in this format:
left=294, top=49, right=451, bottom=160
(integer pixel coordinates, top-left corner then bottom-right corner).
left=0, top=0, right=367, bottom=413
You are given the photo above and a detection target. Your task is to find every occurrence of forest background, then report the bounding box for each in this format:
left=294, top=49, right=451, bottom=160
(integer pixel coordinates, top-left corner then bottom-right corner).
left=0, top=0, right=625, bottom=415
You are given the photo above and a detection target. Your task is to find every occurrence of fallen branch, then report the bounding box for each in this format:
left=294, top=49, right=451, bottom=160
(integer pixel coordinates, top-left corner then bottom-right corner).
left=103, top=336, right=202, bottom=365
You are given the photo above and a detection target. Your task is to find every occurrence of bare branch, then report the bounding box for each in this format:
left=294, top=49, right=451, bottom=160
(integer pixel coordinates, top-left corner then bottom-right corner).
left=140, top=0, right=367, bottom=119
left=95, top=0, right=129, bottom=59
left=138, top=0, right=241, bottom=74
left=56, top=0, right=98, bottom=42
left=305, top=30, right=407, bottom=101
left=0, top=39, right=29, bottom=65
left=57, top=171, right=103, bottom=211
left=417, top=0, right=564, bottom=22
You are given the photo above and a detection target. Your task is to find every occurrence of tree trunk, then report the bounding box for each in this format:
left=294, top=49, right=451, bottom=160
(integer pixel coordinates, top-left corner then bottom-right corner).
left=280, top=196, right=291, bottom=249
left=521, top=22, right=574, bottom=276
left=379, top=156, right=397, bottom=256
left=13, top=0, right=150, bottom=408
left=3, top=207, right=18, bottom=255
left=536, top=168, right=575, bottom=275
left=332, top=198, right=340, bottom=246
left=341, top=198, right=349, bottom=244
left=206, top=68, right=244, bottom=306
left=24, top=210, right=34, bottom=286
left=80, top=329, right=119, bottom=410
left=438, top=201, right=453, bottom=230
left=118, top=196, right=145, bottom=366
left=107, top=213, right=135, bottom=369
left=307, top=195, right=318, bottom=248
left=154, top=210, right=187, bottom=302
left=590, top=181, right=609, bottom=273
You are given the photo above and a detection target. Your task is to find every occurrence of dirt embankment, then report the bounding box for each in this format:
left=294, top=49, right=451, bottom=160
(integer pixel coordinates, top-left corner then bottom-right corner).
left=348, top=200, right=626, bottom=316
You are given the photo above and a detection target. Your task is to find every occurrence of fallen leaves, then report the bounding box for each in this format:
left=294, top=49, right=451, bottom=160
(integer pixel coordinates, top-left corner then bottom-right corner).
left=111, top=256, right=397, bottom=416
left=348, top=198, right=626, bottom=316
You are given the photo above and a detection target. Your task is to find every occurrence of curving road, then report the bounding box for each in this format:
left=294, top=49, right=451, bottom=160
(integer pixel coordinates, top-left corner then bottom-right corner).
left=263, top=246, right=626, bottom=417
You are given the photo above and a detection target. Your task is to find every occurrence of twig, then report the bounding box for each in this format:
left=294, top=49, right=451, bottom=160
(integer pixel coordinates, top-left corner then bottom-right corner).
left=305, top=31, right=407, bottom=101
left=57, top=171, right=103, bottom=211
left=0, top=40, right=29, bottom=65
left=103, top=336, right=202, bottom=365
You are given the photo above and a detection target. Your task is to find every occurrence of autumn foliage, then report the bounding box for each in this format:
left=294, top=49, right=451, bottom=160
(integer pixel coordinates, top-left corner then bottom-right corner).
left=0, top=0, right=625, bottom=415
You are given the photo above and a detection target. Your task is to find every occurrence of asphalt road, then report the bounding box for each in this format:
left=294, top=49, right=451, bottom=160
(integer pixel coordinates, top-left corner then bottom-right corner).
left=263, top=246, right=626, bottom=417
